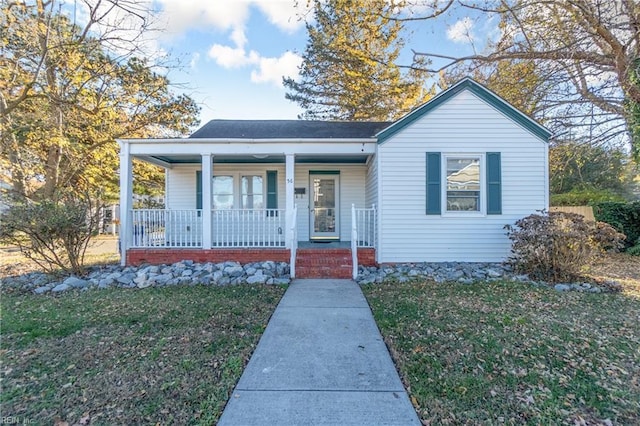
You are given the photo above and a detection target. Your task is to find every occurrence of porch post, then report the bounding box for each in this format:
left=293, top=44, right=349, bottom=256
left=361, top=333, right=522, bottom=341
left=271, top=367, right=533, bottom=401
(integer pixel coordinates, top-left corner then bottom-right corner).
left=118, top=140, right=132, bottom=266
left=285, top=154, right=295, bottom=248
left=201, top=154, right=212, bottom=249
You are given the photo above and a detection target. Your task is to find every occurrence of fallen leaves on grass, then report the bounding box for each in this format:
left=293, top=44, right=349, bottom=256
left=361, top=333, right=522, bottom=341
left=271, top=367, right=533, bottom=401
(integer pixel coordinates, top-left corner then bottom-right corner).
left=364, top=277, right=640, bottom=424
left=1, top=285, right=285, bottom=425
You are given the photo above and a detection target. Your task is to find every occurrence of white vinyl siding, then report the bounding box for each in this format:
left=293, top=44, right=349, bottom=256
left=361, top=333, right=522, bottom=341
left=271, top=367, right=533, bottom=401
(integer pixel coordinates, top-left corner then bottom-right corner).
left=378, top=89, right=547, bottom=263
left=165, top=165, right=199, bottom=210
left=365, top=154, right=378, bottom=207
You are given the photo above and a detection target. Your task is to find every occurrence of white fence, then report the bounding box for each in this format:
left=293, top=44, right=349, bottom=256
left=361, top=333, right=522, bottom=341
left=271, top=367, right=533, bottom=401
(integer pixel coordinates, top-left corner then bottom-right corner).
left=549, top=206, right=595, bottom=222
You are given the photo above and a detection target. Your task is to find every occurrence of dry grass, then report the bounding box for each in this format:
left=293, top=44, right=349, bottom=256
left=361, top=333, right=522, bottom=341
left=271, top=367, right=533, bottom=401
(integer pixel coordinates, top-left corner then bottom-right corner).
left=363, top=254, right=640, bottom=425
left=0, top=236, right=119, bottom=278
left=588, top=252, right=640, bottom=297
left=1, top=285, right=285, bottom=425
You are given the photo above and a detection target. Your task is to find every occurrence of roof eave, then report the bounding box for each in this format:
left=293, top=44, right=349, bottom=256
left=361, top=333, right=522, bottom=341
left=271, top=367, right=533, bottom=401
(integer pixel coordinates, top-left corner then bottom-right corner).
left=117, top=137, right=378, bottom=144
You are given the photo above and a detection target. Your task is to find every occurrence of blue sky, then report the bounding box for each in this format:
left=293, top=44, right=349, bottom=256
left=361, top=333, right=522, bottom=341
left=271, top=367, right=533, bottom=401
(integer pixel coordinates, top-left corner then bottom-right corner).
left=149, top=1, right=493, bottom=126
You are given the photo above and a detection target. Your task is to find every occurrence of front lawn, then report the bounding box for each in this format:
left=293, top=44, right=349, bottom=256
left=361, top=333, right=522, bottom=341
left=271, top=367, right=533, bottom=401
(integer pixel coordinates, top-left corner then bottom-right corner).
left=363, top=263, right=640, bottom=424
left=1, top=285, right=285, bottom=425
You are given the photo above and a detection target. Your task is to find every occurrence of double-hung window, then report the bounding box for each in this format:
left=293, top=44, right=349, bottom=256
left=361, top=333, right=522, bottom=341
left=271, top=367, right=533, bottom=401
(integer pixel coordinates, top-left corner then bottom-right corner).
left=241, top=175, right=264, bottom=209
left=426, top=152, right=501, bottom=216
left=445, top=156, right=481, bottom=212
left=212, top=176, right=234, bottom=210
left=197, top=170, right=278, bottom=211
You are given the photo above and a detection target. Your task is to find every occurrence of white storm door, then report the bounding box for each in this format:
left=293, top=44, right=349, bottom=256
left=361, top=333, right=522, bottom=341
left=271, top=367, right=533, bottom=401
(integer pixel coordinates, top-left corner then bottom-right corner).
left=309, top=174, right=340, bottom=240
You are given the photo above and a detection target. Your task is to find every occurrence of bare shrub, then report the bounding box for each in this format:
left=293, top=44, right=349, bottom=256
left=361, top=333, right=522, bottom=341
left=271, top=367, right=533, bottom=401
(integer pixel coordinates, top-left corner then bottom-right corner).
left=0, top=192, right=102, bottom=275
left=505, top=211, right=626, bottom=282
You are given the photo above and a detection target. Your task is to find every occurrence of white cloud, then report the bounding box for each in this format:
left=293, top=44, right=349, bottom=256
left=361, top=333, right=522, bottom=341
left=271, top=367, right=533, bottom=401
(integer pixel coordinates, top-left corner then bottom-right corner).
left=156, top=0, right=250, bottom=35
left=208, top=44, right=260, bottom=68
left=251, top=51, right=302, bottom=86
left=157, top=1, right=305, bottom=88
left=190, top=52, right=201, bottom=69
left=71, top=0, right=165, bottom=59
left=208, top=43, right=301, bottom=87
left=255, top=0, right=308, bottom=33
left=230, top=27, right=248, bottom=48
left=156, top=0, right=306, bottom=36
left=447, top=17, right=476, bottom=44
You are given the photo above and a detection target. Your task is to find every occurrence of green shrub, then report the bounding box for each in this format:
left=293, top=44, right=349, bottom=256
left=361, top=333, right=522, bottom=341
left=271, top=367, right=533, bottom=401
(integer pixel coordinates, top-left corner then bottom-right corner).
left=0, top=192, right=101, bottom=275
left=550, top=189, right=626, bottom=206
left=505, top=211, right=626, bottom=282
left=627, top=237, right=640, bottom=256
left=593, top=201, right=640, bottom=246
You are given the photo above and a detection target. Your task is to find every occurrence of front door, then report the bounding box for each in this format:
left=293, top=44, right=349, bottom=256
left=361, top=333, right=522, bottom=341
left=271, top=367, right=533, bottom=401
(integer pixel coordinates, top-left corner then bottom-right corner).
left=310, top=174, right=340, bottom=240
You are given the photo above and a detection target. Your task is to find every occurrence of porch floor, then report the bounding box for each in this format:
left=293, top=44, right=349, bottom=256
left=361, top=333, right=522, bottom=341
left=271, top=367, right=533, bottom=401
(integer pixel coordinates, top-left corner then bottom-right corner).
left=297, top=241, right=351, bottom=249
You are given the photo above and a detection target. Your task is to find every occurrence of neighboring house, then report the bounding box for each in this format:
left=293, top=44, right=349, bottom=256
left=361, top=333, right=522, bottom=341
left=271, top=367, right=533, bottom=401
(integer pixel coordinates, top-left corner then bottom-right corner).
left=0, top=180, right=12, bottom=214
left=118, top=78, right=551, bottom=278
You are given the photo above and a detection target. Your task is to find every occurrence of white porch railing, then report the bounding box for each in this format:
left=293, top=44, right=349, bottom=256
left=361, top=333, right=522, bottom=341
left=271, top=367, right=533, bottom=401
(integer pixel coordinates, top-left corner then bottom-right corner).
left=351, top=205, right=358, bottom=279
left=131, top=209, right=287, bottom=248
left=131, top=209, right=202, bottom=248
left=351, top=204, right=377, bottom=279
left=289, top=204, right=298, bottom=278
left=212, top=209, right=286, bottom=247
left=354, top=204, right=377, bottom=248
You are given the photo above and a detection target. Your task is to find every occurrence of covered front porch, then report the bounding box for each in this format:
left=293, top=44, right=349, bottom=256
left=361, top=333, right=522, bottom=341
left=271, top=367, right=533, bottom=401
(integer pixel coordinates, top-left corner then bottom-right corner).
left=118, top=132, right=380, bottom=277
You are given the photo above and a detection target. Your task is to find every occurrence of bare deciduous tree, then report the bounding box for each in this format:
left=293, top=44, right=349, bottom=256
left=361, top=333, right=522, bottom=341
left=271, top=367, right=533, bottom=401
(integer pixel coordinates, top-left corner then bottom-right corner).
left=0, top=0, right=199, bottom=200
left=401, top=0, right=640, bottom=158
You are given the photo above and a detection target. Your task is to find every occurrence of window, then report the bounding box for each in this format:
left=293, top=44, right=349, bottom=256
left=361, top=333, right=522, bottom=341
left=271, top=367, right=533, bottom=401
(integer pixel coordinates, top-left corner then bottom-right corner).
left=241, top=175, right=264, bottom=209
left=446, top=157, right=481, bottom=212
left=198, top=171, right=279, bottom=211
left=426, top=152, right=501, bottom=216
left=213, top=176, right=234, bottom=210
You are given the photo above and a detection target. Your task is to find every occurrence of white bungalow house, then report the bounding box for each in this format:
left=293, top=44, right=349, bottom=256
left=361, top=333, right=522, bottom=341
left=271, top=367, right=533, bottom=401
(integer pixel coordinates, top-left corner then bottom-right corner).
left=118, top=78, right=551, bottom=278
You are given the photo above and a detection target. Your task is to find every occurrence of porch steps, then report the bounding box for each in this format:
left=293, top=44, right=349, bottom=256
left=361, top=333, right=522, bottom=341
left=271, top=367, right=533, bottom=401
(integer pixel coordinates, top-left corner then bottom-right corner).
left=295, top=248, right=353, bottom=279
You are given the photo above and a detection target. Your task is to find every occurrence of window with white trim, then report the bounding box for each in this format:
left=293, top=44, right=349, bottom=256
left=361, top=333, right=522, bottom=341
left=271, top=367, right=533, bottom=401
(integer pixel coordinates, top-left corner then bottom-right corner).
left=241, top=175, right=264, bottom=209
left=212, top=175, right=234, bottom=210
left=445, top=156, right=481, bottom=212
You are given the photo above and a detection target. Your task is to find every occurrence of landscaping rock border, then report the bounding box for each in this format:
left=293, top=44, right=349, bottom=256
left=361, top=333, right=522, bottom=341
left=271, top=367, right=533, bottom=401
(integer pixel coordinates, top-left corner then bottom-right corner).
left=1, top=261, right=291, bottom=294
left=0, top=261, right=621, bottom=295
left=355, top=262, right=621, bottom=293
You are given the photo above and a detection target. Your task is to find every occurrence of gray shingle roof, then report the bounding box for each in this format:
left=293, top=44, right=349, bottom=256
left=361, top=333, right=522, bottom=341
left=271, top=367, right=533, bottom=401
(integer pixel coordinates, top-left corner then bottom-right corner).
left=189, top=120, right=392, bottom=139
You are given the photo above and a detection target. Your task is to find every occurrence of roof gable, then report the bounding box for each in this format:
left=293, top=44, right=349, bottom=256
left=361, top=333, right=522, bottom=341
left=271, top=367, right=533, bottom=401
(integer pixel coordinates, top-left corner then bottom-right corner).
left=189, top=120, right=391, bottom=139
left=376, top=77, right=552, bottom=143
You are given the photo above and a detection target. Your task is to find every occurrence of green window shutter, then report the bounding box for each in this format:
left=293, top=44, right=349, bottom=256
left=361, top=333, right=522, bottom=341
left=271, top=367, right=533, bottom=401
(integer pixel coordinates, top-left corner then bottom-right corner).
left=196, top=170, right=202, bottom=210
left=266, top=171, right=277, bottom=209
left=266, top=170, right=277, bottom=216
left=426, top=152, right=441, bottom=215
left=486, top=152, right=502, bottom=215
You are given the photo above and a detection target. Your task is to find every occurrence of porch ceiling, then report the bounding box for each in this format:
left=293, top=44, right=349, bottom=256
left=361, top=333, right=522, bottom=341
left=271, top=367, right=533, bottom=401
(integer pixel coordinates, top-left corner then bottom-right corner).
left=136, top=153, right=371, bottom=166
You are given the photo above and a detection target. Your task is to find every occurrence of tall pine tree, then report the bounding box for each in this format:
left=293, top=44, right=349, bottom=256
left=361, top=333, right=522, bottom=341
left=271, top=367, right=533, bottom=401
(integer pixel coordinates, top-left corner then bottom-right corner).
left=284, top=0, right=431, bottom=121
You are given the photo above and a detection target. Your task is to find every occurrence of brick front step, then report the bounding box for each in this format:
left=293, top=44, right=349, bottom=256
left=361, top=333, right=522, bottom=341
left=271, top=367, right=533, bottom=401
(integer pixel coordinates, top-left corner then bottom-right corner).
left=296, top=258, right=352, bottom=266
left=295, top=248, right=353, bottom=278
left=296, top=266, right=353, bottom=279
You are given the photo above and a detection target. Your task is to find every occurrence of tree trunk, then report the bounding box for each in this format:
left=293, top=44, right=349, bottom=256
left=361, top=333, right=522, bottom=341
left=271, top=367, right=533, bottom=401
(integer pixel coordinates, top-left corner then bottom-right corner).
left=37, top=0, right=63, bottom=199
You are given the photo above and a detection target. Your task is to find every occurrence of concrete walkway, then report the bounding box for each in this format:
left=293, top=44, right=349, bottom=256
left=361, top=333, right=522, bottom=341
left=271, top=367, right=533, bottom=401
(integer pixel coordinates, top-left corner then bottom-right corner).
left=218, top=279, right=421, bottom=426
